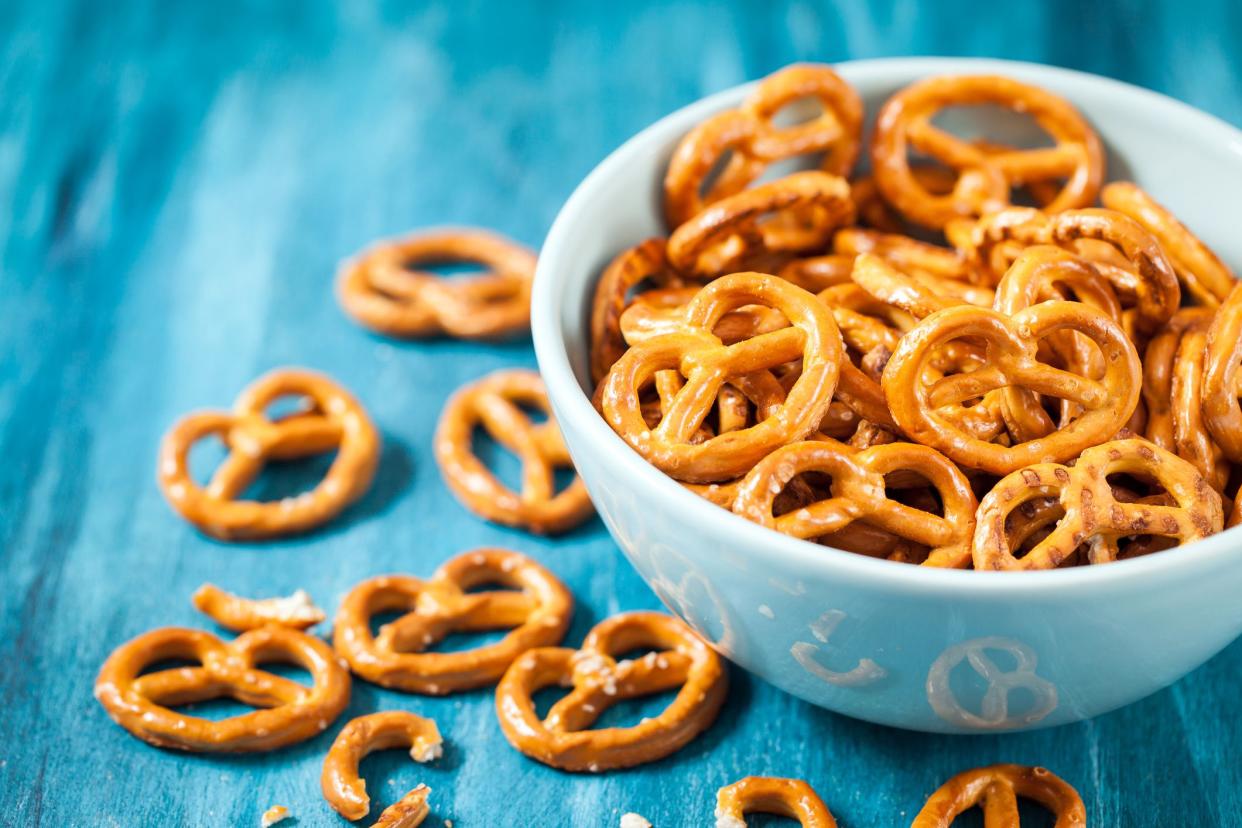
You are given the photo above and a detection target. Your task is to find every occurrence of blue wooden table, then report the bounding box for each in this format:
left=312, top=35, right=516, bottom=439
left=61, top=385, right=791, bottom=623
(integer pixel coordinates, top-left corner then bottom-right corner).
left=3, top=1, right=1241, bottom=825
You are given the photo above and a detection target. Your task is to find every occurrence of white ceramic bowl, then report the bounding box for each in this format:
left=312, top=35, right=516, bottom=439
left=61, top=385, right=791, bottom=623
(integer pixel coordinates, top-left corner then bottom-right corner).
left=532, top=57, right=1242, bottom=733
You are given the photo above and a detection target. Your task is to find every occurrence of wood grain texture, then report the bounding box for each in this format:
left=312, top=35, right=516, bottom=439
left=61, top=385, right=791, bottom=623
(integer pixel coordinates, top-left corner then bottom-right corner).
left=2, top=1, right=1241, bottom=825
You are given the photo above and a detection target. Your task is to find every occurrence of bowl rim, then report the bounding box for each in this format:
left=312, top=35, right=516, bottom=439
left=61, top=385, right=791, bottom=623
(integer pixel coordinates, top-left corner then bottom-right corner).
left=533, top=55, right=1242, bottom=598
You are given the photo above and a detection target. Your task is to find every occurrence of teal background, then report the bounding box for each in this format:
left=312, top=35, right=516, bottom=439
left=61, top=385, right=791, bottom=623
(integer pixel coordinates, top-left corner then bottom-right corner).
left=2, top=1, right=1241, bottom=825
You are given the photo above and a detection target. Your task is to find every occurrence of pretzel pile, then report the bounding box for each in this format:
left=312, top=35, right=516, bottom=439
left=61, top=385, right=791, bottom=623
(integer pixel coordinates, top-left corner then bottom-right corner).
left=592, top=63, right=1238, bottom=570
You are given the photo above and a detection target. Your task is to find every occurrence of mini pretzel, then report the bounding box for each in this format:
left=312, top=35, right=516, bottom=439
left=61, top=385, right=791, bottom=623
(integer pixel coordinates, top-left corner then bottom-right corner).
left=871, top=74, right=1103, bottom=229
left=1141, top=309, right=1229, bottom=492
left=590, top=238, right=685, bottom=384
left=334, top=548, right=572, bottom=694
left=850, top=251, right=993, bottom=321
left=321, top=711, right=443, bottom=824
left=1102, top=181, right=1236, bottom=306
left=733, top=439, right=977, bottom=567
left=912, top=764, right=1086, bottom=828
left=664, top=63, right=863, bottom=227
left=337, top=228, right=536, bottom=339
left=435, top=369, right=593, bottom=534
left=973, top=439, right=1222, bottom=570
left=94, top=625, right=350, bottom=752
left=1202, top=282, right=1242, bottom=462
left=192, top=584, right=325, bottom=632
left=601, top=271, right=844, bottom=482
left=666, top=171, right=855, bottom=278
left=495, top=610, right=727, bottom=771
left=158, top=369, right=380, bottom=540
left=714, top=777, right=837, bottom=828
left=882, top=295, right=1140, bottom=474
left=966, top=207, right=1179, bottom=333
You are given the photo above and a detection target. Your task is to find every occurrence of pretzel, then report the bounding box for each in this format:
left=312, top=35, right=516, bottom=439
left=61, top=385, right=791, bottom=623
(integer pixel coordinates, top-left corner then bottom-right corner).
left=666, top=171, right=855, bottom=278
left=192, top=584, right=325, bottom=632
left=495, top=610, right=727, bottom=771
left=1141, top=309, right=1229, bottom=492
left=321, top=711, right=442, bottom=824
left=965, top=207, right=1179, bottom=333
left=618, top=286, right=788, bottom=348
left=1203, top=282, right=1242, bottom=462
left=850, top=251, right=993, bottom=321
left=590, top=239, right=686, bottom=383
left=601, top=271, right=843, bottom=482
left=973, top=439, right=1222, bottom=570
left=1102, top=181, right=1236, bottom=306
left=882, top=294, right=1140, bottom=474
left=871, top=74, right=1103, bottom=229
left=334, top=548, right=572, bottom=694
left=912, top=764, right=1086, bottom=827
left=94, top=625, right=350, bottom=752
left=849, top=166, right=959, bottom=233
left=714, top=777, right=837, bottom=828
left=337, top=228, right=536, bottom=339
left=435, top=369, right=593, bottom=534
left=664, top=63, right=863, bottom=227
left=157, top=369, right=380, bottom=540
left=734, top=439, right=977, bottom=567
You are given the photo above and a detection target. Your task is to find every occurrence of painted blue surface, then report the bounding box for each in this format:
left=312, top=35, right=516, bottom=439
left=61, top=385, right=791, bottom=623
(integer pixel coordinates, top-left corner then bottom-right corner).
left=2, top=1, right=1241, bottom=825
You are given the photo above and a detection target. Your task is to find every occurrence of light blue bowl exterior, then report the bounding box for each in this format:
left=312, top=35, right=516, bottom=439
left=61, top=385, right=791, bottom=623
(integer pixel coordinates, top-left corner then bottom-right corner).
left=533, top=57, right=1242, bottom=733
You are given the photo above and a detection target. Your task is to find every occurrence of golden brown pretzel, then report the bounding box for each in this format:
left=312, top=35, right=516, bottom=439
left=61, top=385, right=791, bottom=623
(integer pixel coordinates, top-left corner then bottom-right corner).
left=733, top=439, right=977, bottom=567
left=1202, top=282, right=1242, bottom=462
left=434, top=369, right=594, bottom=534
left=192, top=584, right=325, bottom=632
left=1141, top=309, right=1229, bottom=492
left=912, top=764, right=1086, bottom=827
left=157, top=369, right=380, bottom=540
left=664, top=63, right=863, bottom=227
left=871, top=75, right=1103, bottom=229
left=850, top=251, right=993, bottom=321
left=334, top=549, right=572, bottom=694
left=321, top=711, right=442, bottom=824
left=714, top=777, right=837, bottom=827
left=94, top=625, right=350, bottom=752
left=337, top=228, right=536, bottom=339
left=666, top=171, right=856, bottom=278
left=494, top=611, right=727, bottom=772
left=590, top=238, right=685, bottom=384
left=1102, top=181, right=1236, bottom=306
left=973, top=439, right=1222, bottom=570
left=882, top=284, right=1140, bottom=474
left=601, top=272, right=843, bottom=482
left=966, top=207, right=1180, bottom=333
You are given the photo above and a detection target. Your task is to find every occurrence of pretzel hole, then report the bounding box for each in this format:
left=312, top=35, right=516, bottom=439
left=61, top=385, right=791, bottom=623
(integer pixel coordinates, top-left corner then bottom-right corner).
left=771, top=472, right=831, bottom=516
left=422, top=628, right=510, bottom=654
left=171, top=696, right=263, bottom=720
left=356, top=749, right=439, bottom=818
left=136, top=657, right=201, bottom=677
left=243, top=451, right=339, bottom=502
left=255, top=660, right=314, bottom=687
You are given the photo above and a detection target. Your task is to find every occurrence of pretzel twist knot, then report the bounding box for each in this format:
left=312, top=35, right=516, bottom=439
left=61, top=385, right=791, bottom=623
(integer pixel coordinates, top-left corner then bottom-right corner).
left=334, top=549, right=573, bottom=694
left=973, top=439, right=1223, bottom=570
left=715, top=776, right=837, bottom=828
left=337, top=228, right=536, bottom=339
left=158, top=369, right=380, bottom=540
left=912, top=764, right=1086, bottom=827
left=601, top=271, right=844, bottom=483
left=495, top=611, right=727, bottom=772
left=663, top=63, right=863, bottom=227
left=881, top=295, right=1140, bottom=474
left=434, top=369, right=594, bottom=534
left=94, top=625, right=350, bottom=752
left=733, top=439, right=977, bottom=568
left=870, top=74, right=1103, bottom=229
left=321, top=711, right=443, bottom=825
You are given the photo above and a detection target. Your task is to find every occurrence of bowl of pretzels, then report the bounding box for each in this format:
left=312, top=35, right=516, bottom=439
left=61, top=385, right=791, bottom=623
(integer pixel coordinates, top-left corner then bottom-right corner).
left=532, top=57, right=1242, bottom=732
